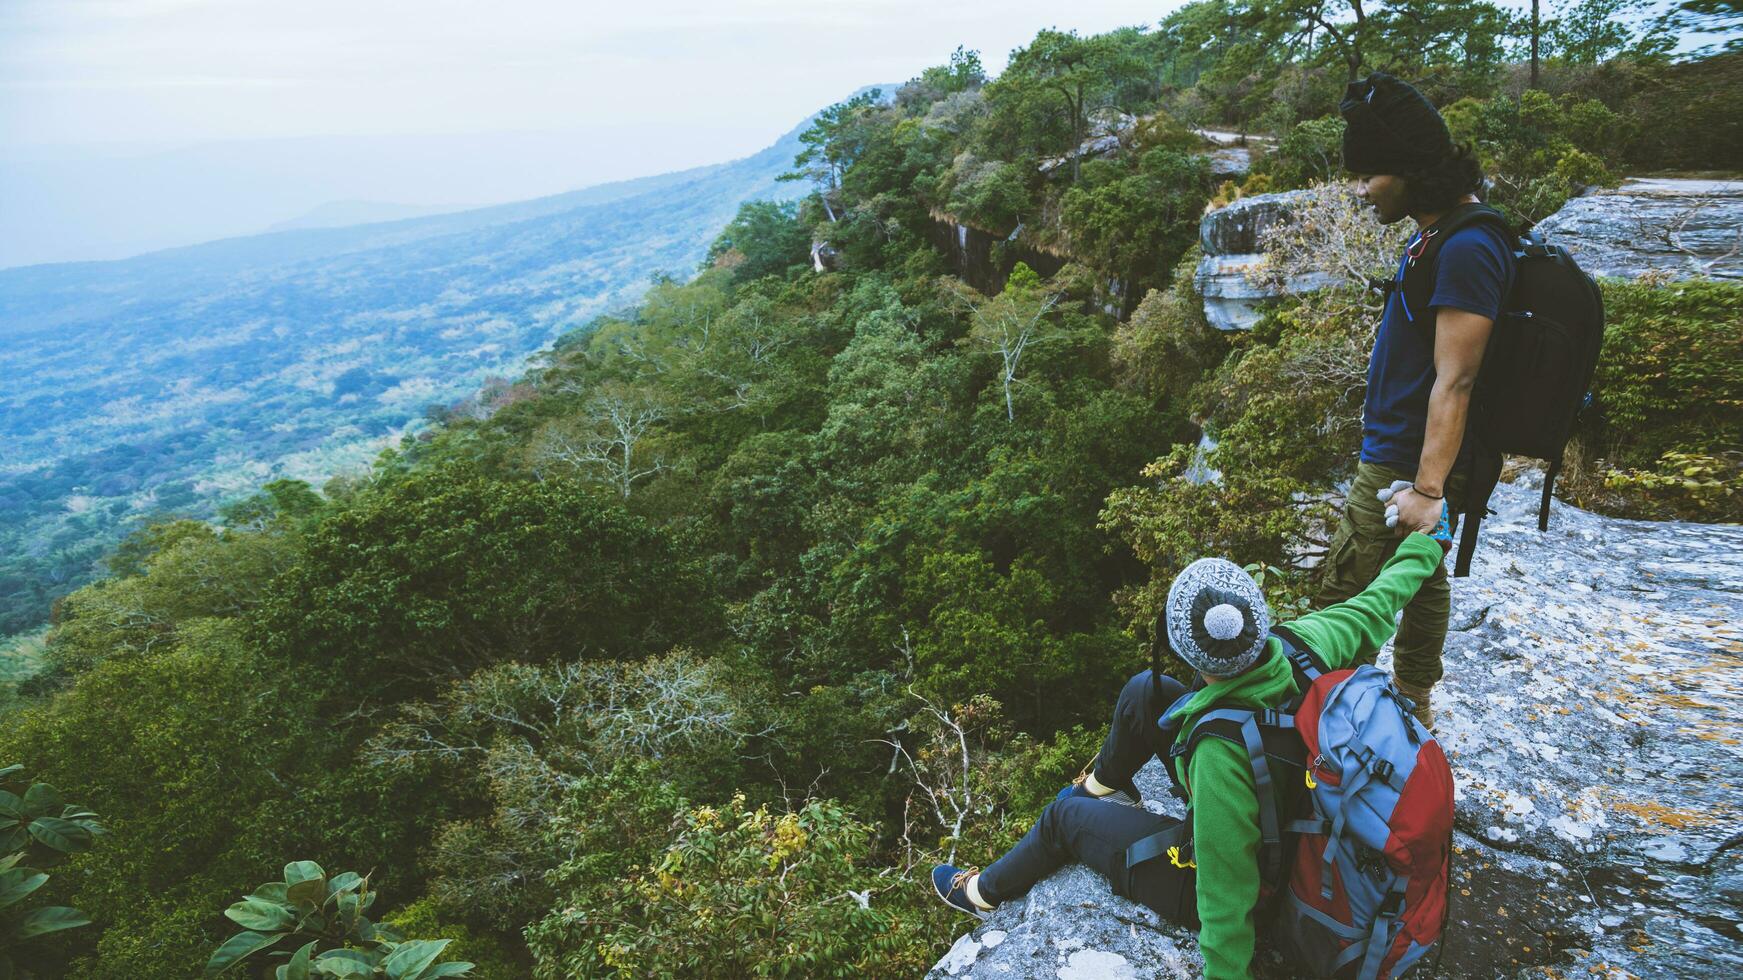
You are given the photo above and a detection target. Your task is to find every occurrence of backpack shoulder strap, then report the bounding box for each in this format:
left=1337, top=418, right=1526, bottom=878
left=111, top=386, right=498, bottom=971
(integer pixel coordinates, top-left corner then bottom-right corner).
left=1398, top=203, right=1515, bottom=326
left=1270, top=624, right=1329, bottom=688
left=1171, top=708, right=1289, bottom=881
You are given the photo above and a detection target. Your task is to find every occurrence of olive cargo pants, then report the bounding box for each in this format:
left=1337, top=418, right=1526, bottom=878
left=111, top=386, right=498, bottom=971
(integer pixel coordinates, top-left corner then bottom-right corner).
left=1316, top=461, right=1464, bottom=690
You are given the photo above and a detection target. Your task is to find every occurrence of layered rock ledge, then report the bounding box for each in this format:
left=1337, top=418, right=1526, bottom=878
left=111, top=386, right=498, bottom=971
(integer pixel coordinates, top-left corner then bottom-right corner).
left=1533, top=177, right=1743, bottom=281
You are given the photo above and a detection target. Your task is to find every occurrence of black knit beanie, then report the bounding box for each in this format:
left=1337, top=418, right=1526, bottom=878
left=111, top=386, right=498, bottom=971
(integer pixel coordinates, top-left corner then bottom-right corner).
left=1339, top=72, right=1452, bottom=175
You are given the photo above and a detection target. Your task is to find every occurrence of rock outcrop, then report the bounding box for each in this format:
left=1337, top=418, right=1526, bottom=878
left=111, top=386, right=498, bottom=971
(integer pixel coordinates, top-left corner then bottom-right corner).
left=1195, top=190, right=1337, bottom=331
left=1534, top=178, right=1743, bottom=280
left=929, top=474, right=1743, bottom=979
left=1192, top=175, right=1743, bottom=332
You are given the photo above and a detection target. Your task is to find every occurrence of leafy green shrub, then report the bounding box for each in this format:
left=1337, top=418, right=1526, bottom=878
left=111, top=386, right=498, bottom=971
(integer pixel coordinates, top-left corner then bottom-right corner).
left=1600, top=451, right=1741, bottom=520
left=705, top=201, right=813, bottom=284
left=1111, top=249, right=1232, bottom=407
left=1587, top=278, right=1743, bottom=466
left=259, top=468, right=712, bottom=698
left=941, top=153, right=1032, bottom=233
left=1443, top=89, right=1629, bottom=223
left=206, top=862, right=472, bottom=979
left=0, top=765, right=100, bottom=978
left=1548, top=277, right=1743, bottom=520
left=1060, top=148, right=1209, bottom=301
left=527, top=795, right=932, bottom=978
left=1253, top=115, right=1346, bottom=191
left=365, top=651, right=769, bottom=930
left=379, top=899, right=521, bottom=980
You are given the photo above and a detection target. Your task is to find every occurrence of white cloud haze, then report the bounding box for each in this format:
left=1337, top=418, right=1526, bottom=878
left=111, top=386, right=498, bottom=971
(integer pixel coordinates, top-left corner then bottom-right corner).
left=0, top=0, right=1188, bottom=266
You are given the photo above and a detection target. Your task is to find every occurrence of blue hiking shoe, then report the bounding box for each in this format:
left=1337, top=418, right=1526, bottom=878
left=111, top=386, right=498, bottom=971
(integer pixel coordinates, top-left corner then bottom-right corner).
left=931, top=864, right=991, bottom=920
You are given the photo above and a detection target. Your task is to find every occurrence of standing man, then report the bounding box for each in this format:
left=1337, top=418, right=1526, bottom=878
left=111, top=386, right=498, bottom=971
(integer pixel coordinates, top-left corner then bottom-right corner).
left=1318, top=73, right=1515, bottom=728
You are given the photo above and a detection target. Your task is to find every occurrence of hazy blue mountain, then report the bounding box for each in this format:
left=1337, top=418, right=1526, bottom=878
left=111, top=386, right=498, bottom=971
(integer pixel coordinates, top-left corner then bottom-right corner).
left=0, top=125, right=787, bottom=268
left=0, top=114, right=811, bottom=636
left=264, top=201, right=475, bottom=233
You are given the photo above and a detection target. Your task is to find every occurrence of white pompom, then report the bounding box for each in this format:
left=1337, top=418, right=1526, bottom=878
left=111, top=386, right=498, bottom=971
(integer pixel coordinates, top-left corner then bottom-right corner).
left=1204, top=603, right=1244, bottom=641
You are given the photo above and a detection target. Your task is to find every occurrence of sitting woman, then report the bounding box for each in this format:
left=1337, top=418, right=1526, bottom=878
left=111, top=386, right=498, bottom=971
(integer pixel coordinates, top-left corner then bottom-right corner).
left=931, top=527, right=1450, bottom=980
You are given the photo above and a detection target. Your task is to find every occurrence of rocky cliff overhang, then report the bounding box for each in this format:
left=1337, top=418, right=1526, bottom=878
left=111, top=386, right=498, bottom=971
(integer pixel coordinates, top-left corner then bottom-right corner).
left=1534, top=178, right=1743, bottom=281
left=929, top=472, right=1743, bottom=979
left=1194, top=189, right=1338, bottom=331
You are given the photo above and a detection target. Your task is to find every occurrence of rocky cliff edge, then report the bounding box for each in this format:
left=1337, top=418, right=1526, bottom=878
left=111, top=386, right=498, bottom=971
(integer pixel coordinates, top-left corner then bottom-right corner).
left=927, top=472, right=1743, bottom=979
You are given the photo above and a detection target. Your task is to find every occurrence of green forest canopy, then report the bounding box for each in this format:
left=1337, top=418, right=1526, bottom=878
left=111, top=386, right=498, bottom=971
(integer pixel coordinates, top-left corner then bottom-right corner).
left=3, top=3, right=1740, bottom=976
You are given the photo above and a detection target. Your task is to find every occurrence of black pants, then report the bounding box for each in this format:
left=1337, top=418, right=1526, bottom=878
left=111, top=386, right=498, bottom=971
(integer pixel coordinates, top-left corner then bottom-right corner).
left=978, top=670, right=1197, bottom=921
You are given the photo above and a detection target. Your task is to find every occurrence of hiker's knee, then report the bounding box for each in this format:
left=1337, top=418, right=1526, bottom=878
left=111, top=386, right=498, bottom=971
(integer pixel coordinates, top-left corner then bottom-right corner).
left=1039, top=796, right=1096, bottom=843
left=1117, top=670, right=1154, bottom=711
left=1117, top=670, right=1183, bottom=719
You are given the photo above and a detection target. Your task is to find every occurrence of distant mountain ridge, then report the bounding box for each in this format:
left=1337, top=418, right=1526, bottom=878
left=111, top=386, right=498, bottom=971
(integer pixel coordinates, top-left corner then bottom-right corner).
left=264, top=201, right=473, bottom=233
left=0, top=109, right=814, bottom=636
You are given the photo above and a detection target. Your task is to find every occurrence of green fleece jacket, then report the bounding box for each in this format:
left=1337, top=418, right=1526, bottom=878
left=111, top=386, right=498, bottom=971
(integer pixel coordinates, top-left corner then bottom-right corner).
left=1165, top=533, right=1444, bottom=980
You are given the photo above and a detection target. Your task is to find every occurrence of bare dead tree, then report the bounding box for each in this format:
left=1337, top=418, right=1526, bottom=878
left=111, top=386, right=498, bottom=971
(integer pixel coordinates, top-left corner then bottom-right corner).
left=533, top=389, right=667, bottom=498
left=965, top=292, right=1061, bottom=422
left=874, top=687, right=980, bottom=865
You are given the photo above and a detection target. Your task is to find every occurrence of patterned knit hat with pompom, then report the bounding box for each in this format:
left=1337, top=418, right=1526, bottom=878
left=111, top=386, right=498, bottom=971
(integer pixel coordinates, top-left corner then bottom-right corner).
left=1165, top=558, right=1271, bottom=677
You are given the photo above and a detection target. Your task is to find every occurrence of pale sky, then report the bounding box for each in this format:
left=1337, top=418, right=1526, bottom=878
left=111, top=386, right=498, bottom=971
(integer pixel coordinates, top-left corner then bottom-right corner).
left=0, top=0, right=1716, bottom=267
left=0, top=0, right=1181, bottom=150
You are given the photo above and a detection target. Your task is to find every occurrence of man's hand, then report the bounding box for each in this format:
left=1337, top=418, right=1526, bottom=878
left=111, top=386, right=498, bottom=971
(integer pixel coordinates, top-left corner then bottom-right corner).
left=1377, top=481, right=1442, bottom=535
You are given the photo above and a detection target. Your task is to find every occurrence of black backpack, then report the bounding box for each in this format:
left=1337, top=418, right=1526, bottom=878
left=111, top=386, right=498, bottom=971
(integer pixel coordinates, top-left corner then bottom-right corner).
left=1393, top=203, right=1605, bottom=577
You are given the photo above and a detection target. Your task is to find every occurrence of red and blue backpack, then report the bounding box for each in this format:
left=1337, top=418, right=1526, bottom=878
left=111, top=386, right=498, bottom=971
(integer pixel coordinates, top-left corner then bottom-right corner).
left=1131, top=627, right=1455, bottom=978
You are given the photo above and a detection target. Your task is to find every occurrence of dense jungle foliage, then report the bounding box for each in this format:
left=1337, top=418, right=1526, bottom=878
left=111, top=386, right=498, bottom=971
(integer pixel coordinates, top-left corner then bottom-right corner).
left=3, top=2, right=1740, bottom=976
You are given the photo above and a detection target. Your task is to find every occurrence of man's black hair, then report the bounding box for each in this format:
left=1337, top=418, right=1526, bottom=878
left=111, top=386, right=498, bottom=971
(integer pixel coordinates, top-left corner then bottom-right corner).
left=1401, top=142, right=1485, bottom=215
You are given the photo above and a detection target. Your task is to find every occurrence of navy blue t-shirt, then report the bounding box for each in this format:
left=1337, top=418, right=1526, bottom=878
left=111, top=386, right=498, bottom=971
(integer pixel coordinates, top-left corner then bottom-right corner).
left=1360, top=224, right=1516, bottom=473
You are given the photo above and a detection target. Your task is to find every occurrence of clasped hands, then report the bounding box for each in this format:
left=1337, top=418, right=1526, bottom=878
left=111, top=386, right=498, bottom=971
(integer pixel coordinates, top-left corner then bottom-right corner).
left=1377, top=480, right=1454, bottom=549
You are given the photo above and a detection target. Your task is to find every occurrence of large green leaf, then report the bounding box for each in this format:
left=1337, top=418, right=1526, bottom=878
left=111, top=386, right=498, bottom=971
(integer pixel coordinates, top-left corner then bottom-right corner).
left=27, top=816, right=94, bottom=854
left=325, top=872, right=363, bottom=898
left=0, top=829, right=26, bottom=856
left=284, top=860, right=325, bottom=884
left=0, top=790, right=20, bottom=820
left=382, top=939, right=449, bottom=980
left=0, top=764, right=22, bottom=782
left=359, top=919, right=402, bottom=943
left=224, top=898, right=296, bottom=932
left=0, top=854, right=20, bottom=873
left=9, top=905, right=92, bottom=940
left=250, top=882, right=290, bottom=904
left=0, top=870, right=48, bottom=910
left=284, top=861, right=327, bottom=908
left=204, top=930, right=279, bottom=976
left=20, top=784, right=61, bottom=819
left=312, top=949, right=377, bottom=977
left=277, top=940, right=318, bottom=980
left=421, top=963, right=474, bottom=978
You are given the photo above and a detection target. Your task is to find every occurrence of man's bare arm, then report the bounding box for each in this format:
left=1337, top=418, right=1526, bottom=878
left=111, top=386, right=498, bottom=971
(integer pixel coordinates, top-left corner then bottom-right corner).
left=1393, top=307, right=1495, bottom=533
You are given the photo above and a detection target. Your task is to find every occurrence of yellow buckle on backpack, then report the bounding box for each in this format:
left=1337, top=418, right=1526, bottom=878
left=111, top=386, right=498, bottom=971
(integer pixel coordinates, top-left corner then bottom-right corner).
left=1168, top=845, right=1197, bottom=870
left=1305, top=771, right=1318, bottom=790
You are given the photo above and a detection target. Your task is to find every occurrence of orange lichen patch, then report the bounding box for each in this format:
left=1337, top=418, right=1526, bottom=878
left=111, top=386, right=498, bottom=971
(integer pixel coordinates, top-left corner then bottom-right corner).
left=1636, top=691, right=1716, bottom=711
left=1605, top=796, right=1722, bottom=830
left=1679, top=727, right=1742, bottom=745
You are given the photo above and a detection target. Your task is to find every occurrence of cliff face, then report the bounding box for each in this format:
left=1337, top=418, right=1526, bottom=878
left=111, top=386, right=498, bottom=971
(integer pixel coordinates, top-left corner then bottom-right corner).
left=1532, top=178, right=1743, bottom=280
left=1191, top=175, right=1743, bottom=332
left=1194, top=190, right=1337, bottom=331
left=928, top=473, right=1743, bottom=979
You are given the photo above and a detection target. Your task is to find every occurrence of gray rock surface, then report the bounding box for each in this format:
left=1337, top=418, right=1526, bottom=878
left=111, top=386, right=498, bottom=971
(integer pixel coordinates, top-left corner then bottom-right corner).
left=1194, top=190, right=1335, bottom=331
left=1533, top=178, right=1743, bottom=280
left=1192, top=175, right=1742, bottom=332
left=930, top=474, right=1743, bottom=978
